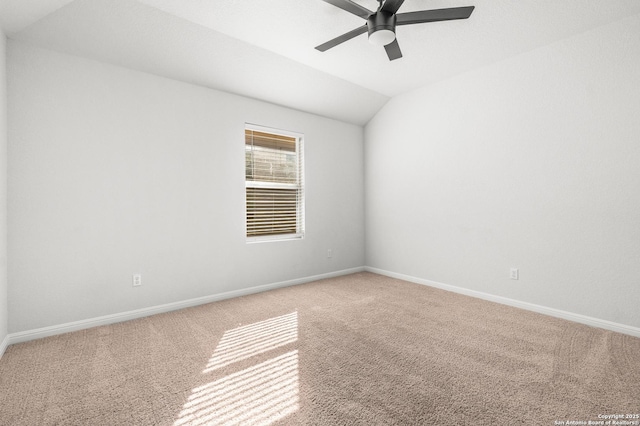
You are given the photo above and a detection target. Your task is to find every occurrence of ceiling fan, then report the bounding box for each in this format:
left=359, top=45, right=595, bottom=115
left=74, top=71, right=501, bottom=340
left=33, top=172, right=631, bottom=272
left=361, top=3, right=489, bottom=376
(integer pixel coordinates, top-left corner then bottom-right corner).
left=315, top=0, right=475, bottom=61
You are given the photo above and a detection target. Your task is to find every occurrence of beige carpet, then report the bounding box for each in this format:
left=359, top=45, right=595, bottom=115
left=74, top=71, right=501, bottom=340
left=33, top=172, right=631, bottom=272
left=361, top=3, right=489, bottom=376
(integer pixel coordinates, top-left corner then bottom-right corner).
left=1, top=272, right=639, bottom=425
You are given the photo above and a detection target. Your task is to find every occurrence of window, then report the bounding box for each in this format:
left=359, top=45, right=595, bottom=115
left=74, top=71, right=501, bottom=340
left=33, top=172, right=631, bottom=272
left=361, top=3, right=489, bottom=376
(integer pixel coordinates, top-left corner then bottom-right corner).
left=245, top=125, right=304, bottom=241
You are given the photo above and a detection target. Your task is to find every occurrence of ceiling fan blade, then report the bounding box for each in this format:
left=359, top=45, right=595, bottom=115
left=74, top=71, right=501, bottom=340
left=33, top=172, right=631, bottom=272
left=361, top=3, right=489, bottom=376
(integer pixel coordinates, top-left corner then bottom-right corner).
left=315, top=25, right=368, bottom=52
left=396, top=6, right=475, bottom=26
left=384, top=39, right=402, bottom=61
left=381, top=0, right=406, bottom=15
left=321, top=0, right=373, bottom=19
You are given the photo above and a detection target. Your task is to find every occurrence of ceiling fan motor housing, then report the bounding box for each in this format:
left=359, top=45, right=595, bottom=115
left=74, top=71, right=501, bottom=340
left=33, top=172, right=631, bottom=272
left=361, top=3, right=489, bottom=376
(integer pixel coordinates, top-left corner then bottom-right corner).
left=367, top=11, right=397, bottom=45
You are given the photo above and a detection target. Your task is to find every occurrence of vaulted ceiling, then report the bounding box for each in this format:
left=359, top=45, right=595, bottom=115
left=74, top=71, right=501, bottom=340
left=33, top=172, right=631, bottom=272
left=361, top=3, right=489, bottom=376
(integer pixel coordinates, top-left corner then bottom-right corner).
left=2, top=0, right=640, bottom=125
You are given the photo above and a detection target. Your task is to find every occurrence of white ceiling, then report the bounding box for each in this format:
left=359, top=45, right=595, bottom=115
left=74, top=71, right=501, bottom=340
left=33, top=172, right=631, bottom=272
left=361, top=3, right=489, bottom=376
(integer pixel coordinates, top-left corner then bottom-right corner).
left=2, top=0, right=640, bottom=125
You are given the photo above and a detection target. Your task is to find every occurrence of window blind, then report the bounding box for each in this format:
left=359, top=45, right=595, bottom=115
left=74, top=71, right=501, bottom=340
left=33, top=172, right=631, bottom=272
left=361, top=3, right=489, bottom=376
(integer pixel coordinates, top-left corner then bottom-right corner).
left=245, top=128, right=304, bottom=240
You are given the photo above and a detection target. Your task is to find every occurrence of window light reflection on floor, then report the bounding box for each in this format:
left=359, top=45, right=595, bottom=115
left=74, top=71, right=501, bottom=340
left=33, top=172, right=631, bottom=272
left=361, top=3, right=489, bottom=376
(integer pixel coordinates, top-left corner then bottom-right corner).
left=204, top=311, right=298, bottom=373
left=174, top=312, right=299, bottom=426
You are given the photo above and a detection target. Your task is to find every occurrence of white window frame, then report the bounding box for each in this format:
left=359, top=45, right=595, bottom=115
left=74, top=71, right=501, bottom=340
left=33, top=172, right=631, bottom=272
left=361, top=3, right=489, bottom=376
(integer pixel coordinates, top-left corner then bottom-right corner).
left=245, top=123, right=305, bottom=243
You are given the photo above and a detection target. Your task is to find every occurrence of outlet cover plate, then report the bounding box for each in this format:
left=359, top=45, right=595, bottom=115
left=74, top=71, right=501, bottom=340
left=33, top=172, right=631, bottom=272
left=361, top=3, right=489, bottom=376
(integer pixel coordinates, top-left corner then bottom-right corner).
left=133, top=274, right=142, bottom=286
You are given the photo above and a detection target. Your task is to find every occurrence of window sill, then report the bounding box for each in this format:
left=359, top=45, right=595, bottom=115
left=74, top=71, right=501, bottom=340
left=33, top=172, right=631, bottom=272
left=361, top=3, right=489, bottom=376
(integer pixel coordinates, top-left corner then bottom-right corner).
left=246, top=234, right=304, bottom=244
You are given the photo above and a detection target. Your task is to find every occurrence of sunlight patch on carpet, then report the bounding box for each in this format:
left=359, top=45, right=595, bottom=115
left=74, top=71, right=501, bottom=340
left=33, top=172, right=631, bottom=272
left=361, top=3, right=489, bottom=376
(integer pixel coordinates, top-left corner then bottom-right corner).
left=203, top=311, right=298, bottom=373
left=174, top=312, right=299, bottom=426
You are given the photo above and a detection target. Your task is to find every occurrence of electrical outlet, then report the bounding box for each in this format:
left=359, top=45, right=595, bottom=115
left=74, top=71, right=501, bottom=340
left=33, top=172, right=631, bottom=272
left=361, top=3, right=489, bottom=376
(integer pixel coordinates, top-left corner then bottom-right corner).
left=510, top=268, right=519, bottom=280
left=327, top=249, right=333, bottom=258
left=133, top=274, right=142, bottom=287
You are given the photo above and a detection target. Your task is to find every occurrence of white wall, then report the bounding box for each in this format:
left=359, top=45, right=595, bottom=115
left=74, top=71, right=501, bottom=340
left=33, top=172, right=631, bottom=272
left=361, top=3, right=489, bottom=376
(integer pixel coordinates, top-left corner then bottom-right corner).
left=8, top=42, right=364, bottom=333
left=0, top=25, right=8, bottom=349
left=365, top=15, right=640, bottom=328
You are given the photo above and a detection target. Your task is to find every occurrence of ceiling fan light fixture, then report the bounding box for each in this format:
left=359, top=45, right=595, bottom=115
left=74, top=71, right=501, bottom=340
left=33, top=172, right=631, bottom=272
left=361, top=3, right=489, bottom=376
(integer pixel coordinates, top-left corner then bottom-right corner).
left=367, top=11, right=397, bottom=46
left=368, top=29, right=395, bottom=46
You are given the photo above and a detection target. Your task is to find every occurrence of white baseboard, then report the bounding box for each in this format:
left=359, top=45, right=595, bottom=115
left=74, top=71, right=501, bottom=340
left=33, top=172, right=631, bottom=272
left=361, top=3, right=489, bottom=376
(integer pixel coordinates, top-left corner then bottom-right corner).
left=7, top=267, right=365, bottom=346
left=9, top=265, right=636, bottom=351
left=0, top=334, right=9, bottom=359
left=365, top=266, right=640, bottom=338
